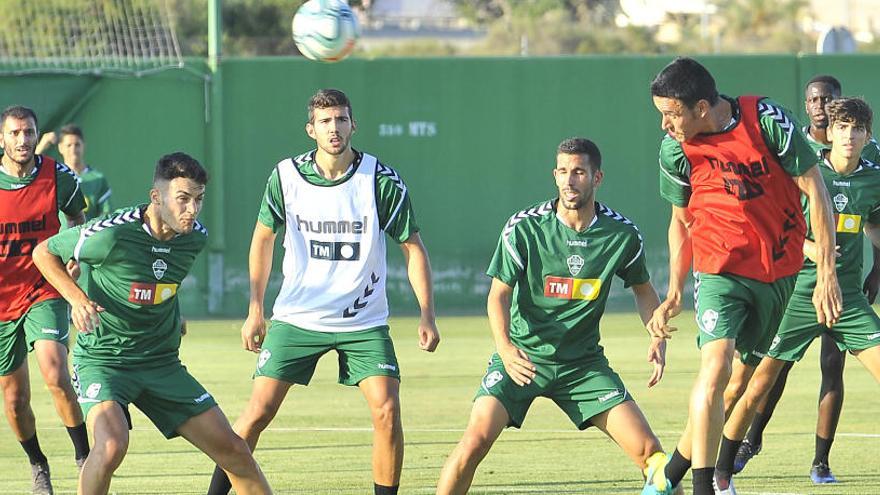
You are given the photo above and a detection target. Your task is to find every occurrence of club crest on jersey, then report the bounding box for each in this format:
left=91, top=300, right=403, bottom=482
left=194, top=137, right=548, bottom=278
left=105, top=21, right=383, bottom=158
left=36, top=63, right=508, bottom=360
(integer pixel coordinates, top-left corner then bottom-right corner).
left=152, top=259, right=168, bottom=280
left=833, top=193, right=849, bottom=212
left=566, top=254, right=584, bottom=276
left=128, top=282, right=178, bottom=305
left=544, top=276, right=601, bottom=300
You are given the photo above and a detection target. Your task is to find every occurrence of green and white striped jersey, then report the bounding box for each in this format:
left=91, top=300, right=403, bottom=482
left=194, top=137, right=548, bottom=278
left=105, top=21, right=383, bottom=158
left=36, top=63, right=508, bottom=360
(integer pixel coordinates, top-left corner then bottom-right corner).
left=487, top=200, right=649, bottom=365
left=47, top=205, right=207, bottom=365
left=798, top=157, right=880, bottom=296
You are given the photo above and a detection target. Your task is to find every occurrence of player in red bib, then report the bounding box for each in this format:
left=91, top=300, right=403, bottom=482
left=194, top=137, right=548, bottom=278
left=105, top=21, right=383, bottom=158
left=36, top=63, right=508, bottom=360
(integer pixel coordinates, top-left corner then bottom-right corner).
left=0, top=106, right=88, bottom=494
left=645, top=58, right=843, bottom=495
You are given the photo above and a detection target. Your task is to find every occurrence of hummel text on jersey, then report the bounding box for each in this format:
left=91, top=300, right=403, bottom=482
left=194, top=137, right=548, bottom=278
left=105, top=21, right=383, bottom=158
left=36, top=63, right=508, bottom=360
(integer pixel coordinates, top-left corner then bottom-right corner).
left=128, top=282, right=179, bottom=305
left=0, top=214, right=48, bottom=234
left=544, top=276, right=602, bottom=300
left=296, top=215, right=368, bottom=234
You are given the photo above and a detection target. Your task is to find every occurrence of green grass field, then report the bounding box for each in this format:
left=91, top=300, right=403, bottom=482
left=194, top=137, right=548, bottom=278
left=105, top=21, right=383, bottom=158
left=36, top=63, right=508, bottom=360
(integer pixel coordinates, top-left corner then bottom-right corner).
left=1, top=313, right=878, bottom=494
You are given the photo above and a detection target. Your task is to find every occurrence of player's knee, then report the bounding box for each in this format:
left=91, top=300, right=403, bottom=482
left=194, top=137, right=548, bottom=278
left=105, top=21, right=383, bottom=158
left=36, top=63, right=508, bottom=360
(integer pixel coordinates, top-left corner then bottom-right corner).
left=217, top=435, right=258, bottom=474
left=371, top=399, right=401, bottom=432
left=4, top=389, right=31, bottom=418
left=93, top=436, right=128, bottom=469
left=243, top=402, right=280, bottom=432
left=820, top=350, right=846, bottom=378
left=458, top=430, right=494, bottom=462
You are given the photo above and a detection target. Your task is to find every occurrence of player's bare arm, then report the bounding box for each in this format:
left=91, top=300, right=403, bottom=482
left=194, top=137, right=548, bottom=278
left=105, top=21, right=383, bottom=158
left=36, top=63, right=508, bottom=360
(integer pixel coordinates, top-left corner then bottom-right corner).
left=863, top=244, right=880, bottom=304
left=631, top=281, right=670, bottom=386
left=242, top=221, right=277, bottom=353
left=487, top=278, right=535, bottom=386
left=34, top=130, right=57, bottom=155
left=63, top=210, right=86, bottom=279
left=794, top=168, right=843, bottom=326
left=31, top=240, right=102, bottom=333
left=861, top=223, right=880, bottom=303
left=399, top=232, right=440, bottom=352
left=648, top=205, right=693, bottom=333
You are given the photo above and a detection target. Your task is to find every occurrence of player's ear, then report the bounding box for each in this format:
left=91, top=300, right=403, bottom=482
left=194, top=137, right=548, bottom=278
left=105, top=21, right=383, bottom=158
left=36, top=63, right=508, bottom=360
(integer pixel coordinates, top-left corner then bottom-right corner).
left=593, top=169, right=604, bottom=187
left=149, top=186, right=162, bottom=205
left=305, top=122, right=316, bottom=139
left=351, top=118, right=357, bottom=133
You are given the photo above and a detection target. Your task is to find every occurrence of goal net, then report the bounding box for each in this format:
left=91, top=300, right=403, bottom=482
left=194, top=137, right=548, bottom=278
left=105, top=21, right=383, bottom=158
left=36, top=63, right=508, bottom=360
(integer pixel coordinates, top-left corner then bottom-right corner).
left=0, top=0, right=184, bottom=76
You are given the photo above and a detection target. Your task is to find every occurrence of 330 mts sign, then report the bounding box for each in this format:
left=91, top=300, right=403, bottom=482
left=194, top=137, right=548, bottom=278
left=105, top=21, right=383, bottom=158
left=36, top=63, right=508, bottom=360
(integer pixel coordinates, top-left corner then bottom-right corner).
left=379, top=121, right=437, bottom=137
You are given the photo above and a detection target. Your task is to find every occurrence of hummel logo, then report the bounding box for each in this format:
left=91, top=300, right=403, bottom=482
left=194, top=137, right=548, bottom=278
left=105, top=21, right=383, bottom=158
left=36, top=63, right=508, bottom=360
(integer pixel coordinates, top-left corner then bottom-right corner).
left=193, top=392, right=212, bottom=403
left=152, top=246, right=171, bottom=254
left=377, top=363, right=397, bottom=371
left=598, top=389, right=621, bottom=403
left=41, top=328, right=60, bottom=335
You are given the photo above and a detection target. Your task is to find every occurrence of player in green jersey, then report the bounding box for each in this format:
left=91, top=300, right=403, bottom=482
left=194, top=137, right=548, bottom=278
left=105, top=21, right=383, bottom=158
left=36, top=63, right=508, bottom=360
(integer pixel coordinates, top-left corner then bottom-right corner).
left=32, top=153, right=272, bottom=495
left=206, top=89, right=439, bottom=495
left=36, top=124, right=112, bottom=221
left=0, top=105, right=89, bottom=494
left=648, top=58, right=841, bottom=495
left=437, top=138, right=678, bottom=495
left=730, top=76, right=880, bottom=482
left=720, top=97, right=880, bottom=488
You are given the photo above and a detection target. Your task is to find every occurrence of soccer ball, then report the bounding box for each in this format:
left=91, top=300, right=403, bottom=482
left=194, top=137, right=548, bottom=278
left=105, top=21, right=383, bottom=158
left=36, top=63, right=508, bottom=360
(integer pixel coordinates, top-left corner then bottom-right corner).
left=292, top=0, right=359, bottom=62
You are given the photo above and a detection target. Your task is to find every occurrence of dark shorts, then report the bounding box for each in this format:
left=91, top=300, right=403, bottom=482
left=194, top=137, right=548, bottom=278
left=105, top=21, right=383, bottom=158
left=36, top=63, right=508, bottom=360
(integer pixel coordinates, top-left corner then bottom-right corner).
left=254, top=321, right=400, bottom=386
left=694, top=273, right=796, bottom=366
left=474, top=353, right=631, bottom=429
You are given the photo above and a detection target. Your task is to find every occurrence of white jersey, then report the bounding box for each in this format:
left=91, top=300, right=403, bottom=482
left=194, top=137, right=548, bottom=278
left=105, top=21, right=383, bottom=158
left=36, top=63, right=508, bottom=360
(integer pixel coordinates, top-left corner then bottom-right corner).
left=271, top=153, right=388, bottom=332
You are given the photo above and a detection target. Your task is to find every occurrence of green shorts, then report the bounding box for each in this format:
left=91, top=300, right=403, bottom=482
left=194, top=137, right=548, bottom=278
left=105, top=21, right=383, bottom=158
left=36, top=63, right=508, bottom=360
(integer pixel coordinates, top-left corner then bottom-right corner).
left=694, top=273, right=796, bottom=366
left=254, top=321, right=400, bottom=386
left=0, top=298, right=70, bottom=376
left=474, top=353, right=631, bottom=429
left=769, top=291, right=880, bottom=362
left=71, top=360, right=216, bottom=439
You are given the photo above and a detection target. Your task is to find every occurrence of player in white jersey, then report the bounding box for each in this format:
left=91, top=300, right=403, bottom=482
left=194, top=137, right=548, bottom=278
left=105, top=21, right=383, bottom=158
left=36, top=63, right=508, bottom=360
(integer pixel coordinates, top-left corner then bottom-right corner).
left=207, top=89, right=440, bottom=495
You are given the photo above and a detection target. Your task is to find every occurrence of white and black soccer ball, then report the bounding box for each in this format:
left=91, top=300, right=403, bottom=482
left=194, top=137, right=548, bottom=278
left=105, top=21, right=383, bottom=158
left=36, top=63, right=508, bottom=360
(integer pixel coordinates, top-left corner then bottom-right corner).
left=292, top=0, right=359, bottom=63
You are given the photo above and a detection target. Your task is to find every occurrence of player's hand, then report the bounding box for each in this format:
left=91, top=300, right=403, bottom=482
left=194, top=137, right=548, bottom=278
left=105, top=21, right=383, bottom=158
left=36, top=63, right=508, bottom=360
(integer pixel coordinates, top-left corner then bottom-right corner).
left=66, top=260, right=81, bottom=281
left=417, top=317, right=440, bottom=352
left=180, top=319, right=188, bottom=336
left=863, top=267, right=880, bottom=304
left=646, top=337, right=667, bottom=388
left=498, top=343, right=536, bottom=387
left=70, top=297, right=104, bottom=334
left=647, top=298, right=681, bottom=339
left=241, top=312, right=267, bottom=353
left=35, top=131, right=57, bottom=154
left=813, top=275, right=843, bottom=327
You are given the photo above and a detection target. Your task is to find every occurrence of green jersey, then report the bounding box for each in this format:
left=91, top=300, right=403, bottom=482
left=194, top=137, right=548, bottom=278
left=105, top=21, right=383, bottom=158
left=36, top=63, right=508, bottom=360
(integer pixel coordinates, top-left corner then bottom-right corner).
left=73, top=166, right=111, bottom=221
left=0, top=156, right=86, bottom=217
left=47, top=205, right=207, bottom=365
left=257, top=149, right=418, bottom=243
left=803, top=125, right=880, bottom=163
left=487, top=200, right=649, bottom=365
left=797, top=156, right=880, bottom=296
left=659, top=97, right=818, bottom=207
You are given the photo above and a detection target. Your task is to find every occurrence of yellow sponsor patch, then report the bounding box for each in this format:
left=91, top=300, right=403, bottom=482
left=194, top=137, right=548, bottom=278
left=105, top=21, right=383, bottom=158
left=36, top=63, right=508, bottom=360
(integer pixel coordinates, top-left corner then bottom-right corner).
left=836, top=213, right=861, bottom=234
left=544, top=276, right=602, bottom=300
left=128, top=282, right=178, bottom=305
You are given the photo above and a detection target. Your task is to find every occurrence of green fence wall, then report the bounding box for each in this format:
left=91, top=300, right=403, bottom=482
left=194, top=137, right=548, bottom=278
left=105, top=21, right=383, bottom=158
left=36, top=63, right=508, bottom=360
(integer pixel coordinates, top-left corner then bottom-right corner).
left=3, top=55, right=878, bottom=317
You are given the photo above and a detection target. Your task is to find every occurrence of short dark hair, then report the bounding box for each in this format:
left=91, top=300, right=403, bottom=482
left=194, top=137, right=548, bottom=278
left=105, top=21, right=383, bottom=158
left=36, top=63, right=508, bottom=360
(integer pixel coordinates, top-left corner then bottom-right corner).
left=308, top=88, right=352, bottom=123
left=557, top=137, right=601, bottom=170
left=153, top=152, right=209, bottom=186
left=806, top=75, right=842, bottom=94
left=826, top=97, right=873, bottom=131
left=650, top=57, right=720, bottom=108
left=1, top=105, right=38, bottom=129
left=59, top=124, right=84, bottom=140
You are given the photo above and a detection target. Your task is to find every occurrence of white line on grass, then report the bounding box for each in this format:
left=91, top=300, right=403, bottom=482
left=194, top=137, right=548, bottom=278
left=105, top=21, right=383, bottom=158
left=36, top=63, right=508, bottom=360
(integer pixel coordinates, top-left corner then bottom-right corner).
left=32, top=426, right=880, bottom=437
